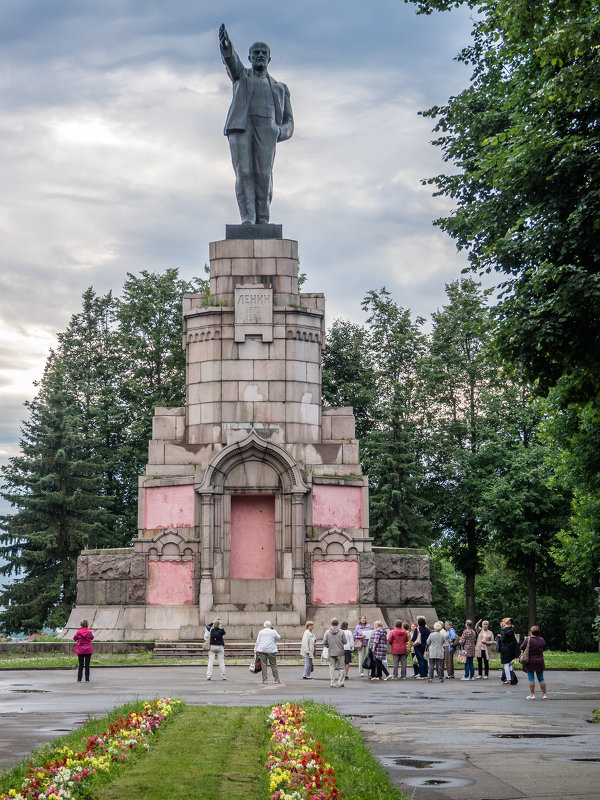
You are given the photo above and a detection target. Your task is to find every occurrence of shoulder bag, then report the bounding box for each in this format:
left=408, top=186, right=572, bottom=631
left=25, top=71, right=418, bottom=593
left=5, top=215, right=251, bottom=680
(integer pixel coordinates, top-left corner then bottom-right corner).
left=518, top=636, right=530, bottom=665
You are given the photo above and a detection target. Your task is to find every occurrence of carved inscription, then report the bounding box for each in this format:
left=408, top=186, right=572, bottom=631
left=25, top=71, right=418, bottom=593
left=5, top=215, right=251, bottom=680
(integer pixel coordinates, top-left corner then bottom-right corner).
left=235, top=287, right=273, bottom=325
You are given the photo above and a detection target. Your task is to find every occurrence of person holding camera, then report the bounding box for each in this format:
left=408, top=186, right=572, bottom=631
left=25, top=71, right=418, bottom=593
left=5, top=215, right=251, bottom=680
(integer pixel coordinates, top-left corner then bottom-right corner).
left=205, top=617, right=227, bottom=681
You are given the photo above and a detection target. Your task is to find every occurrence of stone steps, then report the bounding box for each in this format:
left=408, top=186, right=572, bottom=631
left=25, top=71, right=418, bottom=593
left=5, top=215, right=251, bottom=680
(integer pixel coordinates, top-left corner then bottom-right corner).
left=153, top=640, right=320, bottom=659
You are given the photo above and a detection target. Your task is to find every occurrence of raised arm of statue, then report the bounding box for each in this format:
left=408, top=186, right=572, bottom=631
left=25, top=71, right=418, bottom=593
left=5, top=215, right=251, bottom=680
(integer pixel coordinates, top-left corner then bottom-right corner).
left=219, top=23, right=244, bottom=82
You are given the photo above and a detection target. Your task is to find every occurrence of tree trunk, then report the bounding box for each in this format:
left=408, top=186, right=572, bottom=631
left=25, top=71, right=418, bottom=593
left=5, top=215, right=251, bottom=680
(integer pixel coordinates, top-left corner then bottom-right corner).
left=465, top=568, right=476, bottom=623
left=527, top=553, right=536, bottom=630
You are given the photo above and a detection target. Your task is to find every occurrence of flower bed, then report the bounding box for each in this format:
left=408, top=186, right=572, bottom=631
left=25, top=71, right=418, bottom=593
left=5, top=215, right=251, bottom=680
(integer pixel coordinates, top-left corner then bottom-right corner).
left=266, top=703, right=342, bottom=800
left=1, top=697, right=182, bottom=800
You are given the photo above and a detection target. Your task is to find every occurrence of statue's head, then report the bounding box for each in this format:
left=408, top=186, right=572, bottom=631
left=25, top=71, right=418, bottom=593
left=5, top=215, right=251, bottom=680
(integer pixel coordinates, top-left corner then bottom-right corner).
left=248, top=41, right=271, bottom=72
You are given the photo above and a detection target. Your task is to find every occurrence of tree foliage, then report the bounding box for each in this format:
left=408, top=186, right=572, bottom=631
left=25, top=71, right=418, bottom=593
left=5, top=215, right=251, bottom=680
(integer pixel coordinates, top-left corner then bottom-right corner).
left=0, top=361, right=113, bottom=632
left=406, top=0, right=600, bottom=404
left=0, top=269, right=204, bottom=634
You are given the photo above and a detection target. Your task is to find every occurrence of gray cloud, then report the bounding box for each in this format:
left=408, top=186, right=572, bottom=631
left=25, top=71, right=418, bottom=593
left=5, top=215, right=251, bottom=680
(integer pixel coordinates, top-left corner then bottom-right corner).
left=0, top=0, right=485, bottom=474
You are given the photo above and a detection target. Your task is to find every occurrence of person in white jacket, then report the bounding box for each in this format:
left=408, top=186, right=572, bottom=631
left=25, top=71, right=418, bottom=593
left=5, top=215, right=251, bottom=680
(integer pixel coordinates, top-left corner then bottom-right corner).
left=300, top=620, right=316, bottom=679
left=254, top=620, right=281, bottom=684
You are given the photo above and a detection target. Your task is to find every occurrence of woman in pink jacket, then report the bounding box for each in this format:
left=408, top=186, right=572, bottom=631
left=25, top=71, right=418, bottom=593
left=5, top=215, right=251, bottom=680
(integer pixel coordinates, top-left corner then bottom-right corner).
left=73, top=619, right=94, bottom=682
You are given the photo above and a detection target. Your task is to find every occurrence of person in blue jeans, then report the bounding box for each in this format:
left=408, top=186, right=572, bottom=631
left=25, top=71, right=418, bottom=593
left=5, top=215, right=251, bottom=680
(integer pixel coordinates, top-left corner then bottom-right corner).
left=459, top=620, right=477, bottom=680
left=412, top=616, right=431, bottom=679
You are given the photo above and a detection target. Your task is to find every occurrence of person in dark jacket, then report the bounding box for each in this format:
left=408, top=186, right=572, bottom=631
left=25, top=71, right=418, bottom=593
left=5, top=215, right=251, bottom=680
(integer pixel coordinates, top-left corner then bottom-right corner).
left=73, top=619, right=94, bottom=682
left=521, top=625, right=548, bottom=700
left=412, top=616, right=431, bottom=679
left=205, top=617, right=227, bottom=680
left=497, top=617, right=519, bottom=684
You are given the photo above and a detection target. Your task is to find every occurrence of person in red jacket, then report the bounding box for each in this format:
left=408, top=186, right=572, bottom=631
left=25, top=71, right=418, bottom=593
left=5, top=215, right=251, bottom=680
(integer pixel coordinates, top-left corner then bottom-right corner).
left=387, top=619, right=409, bottom=679
left=73, top=619, right=94, bottom=682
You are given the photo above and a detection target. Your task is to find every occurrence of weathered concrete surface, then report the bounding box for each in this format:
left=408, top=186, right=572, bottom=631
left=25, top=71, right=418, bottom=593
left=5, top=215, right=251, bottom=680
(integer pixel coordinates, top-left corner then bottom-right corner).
left=0, top=667, right=598, bottom=799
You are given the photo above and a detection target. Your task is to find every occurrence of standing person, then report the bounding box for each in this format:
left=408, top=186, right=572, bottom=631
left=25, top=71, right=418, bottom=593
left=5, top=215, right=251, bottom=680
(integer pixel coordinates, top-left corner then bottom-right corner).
left=323, top=618, right=346, bottom=687
left=254, top=620, right=281, bottom=684
left=340, top=621, right=354, bottom=680
left=426, top=622, right=446, bottom=682
left=301, top=620, right=316, bottom=679
left=459, top=620, right=477, bottom=680
left=497, top=617, right=519, bottom=685
left=353, top=616, right=373, bottom=677
left=387, top=619, right=409, bottom=679
left=73, top=619, right=94, bottom=683
left=205, top=617, right=227, bottom=681
left=408, top=622, right=419, bottom=677
left=475, top=619, right=494, bottom=679
left=369, top=620, right=391, bottom=680
left=412, top=616, right=431, bottom=679
left=218, top=24, right=294, bottom=225
left=521, top=625, right=548, bottom=699
left=444, top=621, right=457, bottom=678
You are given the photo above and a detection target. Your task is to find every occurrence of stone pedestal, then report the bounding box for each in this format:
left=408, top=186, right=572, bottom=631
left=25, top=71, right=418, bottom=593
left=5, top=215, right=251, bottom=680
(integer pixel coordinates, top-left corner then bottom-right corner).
left=64, top=229, right=436, bottom=641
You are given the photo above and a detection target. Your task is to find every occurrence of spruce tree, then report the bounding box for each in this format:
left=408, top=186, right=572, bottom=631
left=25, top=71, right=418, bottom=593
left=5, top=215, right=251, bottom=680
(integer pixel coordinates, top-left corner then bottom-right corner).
left=0, top=359, right=112, bottom=634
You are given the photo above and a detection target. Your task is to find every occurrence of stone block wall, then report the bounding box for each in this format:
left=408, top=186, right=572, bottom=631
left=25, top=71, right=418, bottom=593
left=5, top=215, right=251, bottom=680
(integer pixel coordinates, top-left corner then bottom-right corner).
left=359, top=549, right=432, bottom=607
left=76, top=550, right=148, bottom=606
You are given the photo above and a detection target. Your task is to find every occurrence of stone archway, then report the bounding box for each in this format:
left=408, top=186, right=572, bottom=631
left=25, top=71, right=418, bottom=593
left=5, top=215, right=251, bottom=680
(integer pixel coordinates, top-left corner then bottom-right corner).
left=195, top=431, right=309, bottom=616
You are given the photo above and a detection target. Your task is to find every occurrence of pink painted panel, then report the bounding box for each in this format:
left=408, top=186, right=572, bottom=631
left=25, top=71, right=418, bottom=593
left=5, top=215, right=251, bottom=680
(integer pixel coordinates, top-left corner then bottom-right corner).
left=312, top=485, right=362, bottom=529
left=312, top=560, right=358, bottom=605
left=230, top=495, right=275, bottom=579
left=144, top=485, right=195, bottom=529
left=147, top=561, right=194, bottom=605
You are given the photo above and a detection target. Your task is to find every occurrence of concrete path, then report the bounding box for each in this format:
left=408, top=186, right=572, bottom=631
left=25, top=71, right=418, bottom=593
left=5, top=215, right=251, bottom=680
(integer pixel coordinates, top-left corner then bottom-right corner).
left=1, top=665, right=599, bottom=799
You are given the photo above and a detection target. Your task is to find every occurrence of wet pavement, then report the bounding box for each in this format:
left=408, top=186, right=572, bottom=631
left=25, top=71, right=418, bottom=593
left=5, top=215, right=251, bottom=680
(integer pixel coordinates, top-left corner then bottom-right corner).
left=1, top=665, right=599, bottom=799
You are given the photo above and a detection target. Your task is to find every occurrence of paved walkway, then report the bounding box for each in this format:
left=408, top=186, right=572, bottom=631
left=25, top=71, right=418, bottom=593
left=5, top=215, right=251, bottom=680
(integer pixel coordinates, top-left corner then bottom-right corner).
left=1, top=665, right=599, bottom=799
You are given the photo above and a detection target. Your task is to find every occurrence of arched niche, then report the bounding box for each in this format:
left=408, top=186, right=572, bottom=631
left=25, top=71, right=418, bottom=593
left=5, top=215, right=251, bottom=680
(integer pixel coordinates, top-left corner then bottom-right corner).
left=195, top=432, right=309, bottom=611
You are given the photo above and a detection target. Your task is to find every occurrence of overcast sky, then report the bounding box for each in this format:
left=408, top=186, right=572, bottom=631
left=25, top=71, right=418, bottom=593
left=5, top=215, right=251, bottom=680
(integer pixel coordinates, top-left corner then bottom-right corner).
left=0, top=0, right=480, bottom=489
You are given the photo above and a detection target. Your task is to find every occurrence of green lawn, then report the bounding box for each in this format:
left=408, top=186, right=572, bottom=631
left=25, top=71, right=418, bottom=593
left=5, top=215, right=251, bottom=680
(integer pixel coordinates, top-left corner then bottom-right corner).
left=0, top=648, right=598, bottom=670
left=95, top=706, right=270, bottom=800
left=0, top=701, right=407, bottom=800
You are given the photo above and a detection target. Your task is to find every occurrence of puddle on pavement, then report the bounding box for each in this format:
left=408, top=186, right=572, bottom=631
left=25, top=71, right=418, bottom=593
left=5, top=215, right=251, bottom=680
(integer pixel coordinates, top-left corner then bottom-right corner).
left=10, top=689, right=48, bottom=693
left=402, top=776, right=474, bottom=789
left=346, top=714, right=373, bottom=720
left=393, top=757, right=442, bottom=769
left=568, top=758, right=600, bottom=762
left=379, top=755, right=467, bottom=772
left=493, top=733, right=572, bottom=739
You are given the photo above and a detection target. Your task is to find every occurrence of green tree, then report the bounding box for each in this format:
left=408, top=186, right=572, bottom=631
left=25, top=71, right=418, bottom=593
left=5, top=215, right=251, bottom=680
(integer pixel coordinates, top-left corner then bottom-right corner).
left=360, top=289, right=432, bottom=547
left=322, top=319, right=375, bottom=441
left=406, top=0, right=600, bottom=404
left=56, top=288, right=134, bottom=543
left=116, top=269, right=204, bottom=481
left=0, top=361, right=112, bottom=633
left=321, top=291, right=432, bottom=548
left=542, top=397, right=600, bottom=642
left=424, top=278, right=498, bottom=621
left=479, top=388, right=571, bottom=628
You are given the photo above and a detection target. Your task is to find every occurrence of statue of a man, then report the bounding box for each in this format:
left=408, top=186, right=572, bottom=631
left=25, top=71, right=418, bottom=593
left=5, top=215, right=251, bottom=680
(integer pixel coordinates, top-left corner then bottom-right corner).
left=219, top=24, right=294, bottom=225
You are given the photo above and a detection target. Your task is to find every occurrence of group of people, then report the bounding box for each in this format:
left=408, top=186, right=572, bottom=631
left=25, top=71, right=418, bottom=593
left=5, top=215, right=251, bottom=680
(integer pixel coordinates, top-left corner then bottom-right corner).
left=302, top=614, right=548, bottom=696
left=72, top=614, right=548, bottom=699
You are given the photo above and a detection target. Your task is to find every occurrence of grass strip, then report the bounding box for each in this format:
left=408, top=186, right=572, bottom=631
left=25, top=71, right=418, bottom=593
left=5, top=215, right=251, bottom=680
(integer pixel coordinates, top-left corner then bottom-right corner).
left=1, top=649, right=599, bottom=670
left=302, top=701, right=407, bottom=800
left=0, top=699, right=179, bottom=797
left=94, top=706, right=270, bottom=800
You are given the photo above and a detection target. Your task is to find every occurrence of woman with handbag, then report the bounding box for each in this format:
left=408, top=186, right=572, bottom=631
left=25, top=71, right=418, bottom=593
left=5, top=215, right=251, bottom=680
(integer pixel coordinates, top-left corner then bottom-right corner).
left=387, top=619, right=409, bottom=679
left=412, top=616, right=431, bottom=679
left=254, top=620, right=281, bottom=684
left=301, top=620, right=316, bottom=679
left=459, top=620, right=477, bottom=680
left=521, top=625, right=548, bottom=700
left=368, top=620, right=391, bottom=680
left=475, top=619, right=494, bottom=679
left=497, top=617, right=519, bottom=684
left=353, top=616, right=372, bottom=677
